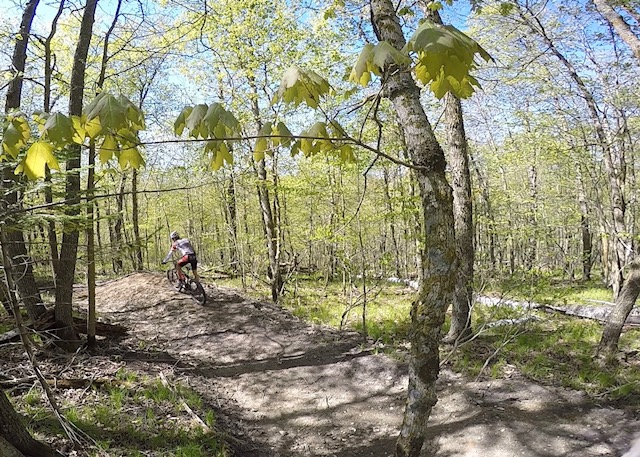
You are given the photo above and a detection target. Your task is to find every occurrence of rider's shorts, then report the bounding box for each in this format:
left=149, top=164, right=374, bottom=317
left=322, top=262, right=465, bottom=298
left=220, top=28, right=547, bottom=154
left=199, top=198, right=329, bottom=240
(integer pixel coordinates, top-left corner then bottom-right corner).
left=178, top=254, right=197, bottom=271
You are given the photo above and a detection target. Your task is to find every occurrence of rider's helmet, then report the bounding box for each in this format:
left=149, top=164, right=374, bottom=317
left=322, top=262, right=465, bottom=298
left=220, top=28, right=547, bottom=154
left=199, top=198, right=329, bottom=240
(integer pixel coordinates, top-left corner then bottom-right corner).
left=170, top=231, right=180, bottom=240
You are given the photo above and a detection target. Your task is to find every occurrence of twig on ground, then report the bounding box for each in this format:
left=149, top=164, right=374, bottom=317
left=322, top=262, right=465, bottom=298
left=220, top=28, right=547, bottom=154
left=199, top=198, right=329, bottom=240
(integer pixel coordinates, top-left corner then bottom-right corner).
left=159, top=371, right=210, bottom=432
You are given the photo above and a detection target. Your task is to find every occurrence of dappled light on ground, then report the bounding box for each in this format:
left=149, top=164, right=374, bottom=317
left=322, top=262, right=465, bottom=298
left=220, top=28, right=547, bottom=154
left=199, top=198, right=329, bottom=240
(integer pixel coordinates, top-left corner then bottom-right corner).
left=92, top=272, right=638, bottom=456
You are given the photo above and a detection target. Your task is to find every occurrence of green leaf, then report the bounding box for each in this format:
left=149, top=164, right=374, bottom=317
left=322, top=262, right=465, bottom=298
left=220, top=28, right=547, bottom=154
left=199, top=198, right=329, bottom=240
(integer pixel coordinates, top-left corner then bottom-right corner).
left=349, top=42, right=411, bottom=87
left=372, top=42, right=411, bottom=70
left=118, top=147, right=144, bottom=170
left=255, top=136, right=268, bottom=159
left=85, top=117, right=102, bottom=139
left=349, top=43, right=374, bottom=86
left=71, top=115, right=86, bottom=144
left=99, top=135, right=118, bottom=163
left=273, top=66, right=332, bottom=108
left=185, top=104, right=208, bottom=133
left=219, top=142, right=233, bottom=165
left=15, top=141, right=59, bottom=179
left=274, top=122, right=293, bottom=147
left=339, top=144, right=355, bottom=162
left=405, top=22, right=492, bottom=99
left=87, top=93, right=127, bottom=131
left=174, top=106, right=193, bottom=136
left=204, top=103, right=223, bottom=135
left=2, top=118, right=31, bottom=158
left=42, top=112, right=74, bottom=146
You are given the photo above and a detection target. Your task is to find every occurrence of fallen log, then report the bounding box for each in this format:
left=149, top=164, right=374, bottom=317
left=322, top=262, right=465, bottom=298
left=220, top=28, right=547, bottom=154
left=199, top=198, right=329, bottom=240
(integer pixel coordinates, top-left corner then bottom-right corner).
left=0, top=308, right=128, bottom=346
left=0, top=376, right=119, bottom=390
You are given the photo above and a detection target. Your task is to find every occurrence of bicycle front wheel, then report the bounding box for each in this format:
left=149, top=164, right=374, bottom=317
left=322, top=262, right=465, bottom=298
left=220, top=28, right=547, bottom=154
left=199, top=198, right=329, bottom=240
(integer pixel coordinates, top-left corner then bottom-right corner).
left=167, top=268, right=179, bottom=288
left=189, top=281, right=207, bottom=305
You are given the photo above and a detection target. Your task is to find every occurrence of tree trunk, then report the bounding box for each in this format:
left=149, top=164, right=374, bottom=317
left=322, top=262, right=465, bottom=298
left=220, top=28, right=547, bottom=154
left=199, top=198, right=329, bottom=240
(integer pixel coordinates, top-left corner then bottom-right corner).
left=225, top=172, right=240, bottom=274
left=418, top=0, right=474, bottom=345
left=576, top=167, right=593, bottom=281
left=592, top=0, right=640, bottom=61
left=598, top=260, right=640, bottom=355
left=255, top=157, right=283, bottom=302
left=247, top=75, right=283, bottom=302
left=383, top=165, right=402, bottom=277
left=55, top=0, right=99, bottom=350
left=369, top=1, right=457, bottom=456
left=443, top=91, right=474, bottom=343
left=112, top=173, right=127, bottom=273
left=0, top=389, right=60, bottom=457
left=42, top=0, right=65, bottom=283
left=131, top=169, right=144, bottom=270
left=2, top=0, right=47, bottom=322
left=86, top=142, right=96, bottom=348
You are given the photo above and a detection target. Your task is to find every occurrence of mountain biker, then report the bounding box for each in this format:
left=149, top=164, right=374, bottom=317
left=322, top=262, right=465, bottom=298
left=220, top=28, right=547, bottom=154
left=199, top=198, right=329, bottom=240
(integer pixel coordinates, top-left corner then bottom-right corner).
left=162, top=231, right=200, bottom=284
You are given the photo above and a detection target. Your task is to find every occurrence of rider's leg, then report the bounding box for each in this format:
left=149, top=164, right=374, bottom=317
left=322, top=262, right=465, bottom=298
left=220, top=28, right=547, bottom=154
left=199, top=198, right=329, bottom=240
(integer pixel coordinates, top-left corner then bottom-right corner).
left=190, top=256, right=200, bottom=283
left=176, top=265, right=186, bottom=281
left=177, top=256, right=189, bottom=282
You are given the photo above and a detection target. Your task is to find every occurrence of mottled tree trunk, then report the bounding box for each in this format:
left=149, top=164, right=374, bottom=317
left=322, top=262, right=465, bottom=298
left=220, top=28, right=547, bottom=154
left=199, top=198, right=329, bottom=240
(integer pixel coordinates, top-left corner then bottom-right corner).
left=131, top=169, right=144, bottom=270
left=420, top=2, right=473, bottom=345
left=592, top=0, right=640, bottom=61
left=0, top=389, right=60, bottom=457
left=598, top=260, right=640, bottom=355
left=369, top=1, right=457, bottom=456
left=443, top=91, right=474, bottom=343
left=225, top=172, right=240, bottom=274
left=576, top=168, right=593, bottom=280
left=55, top=0, right=98, bottom=350
left=247, top=75, right=283, bottom=302
left=2, top=0, right=47, bottom=321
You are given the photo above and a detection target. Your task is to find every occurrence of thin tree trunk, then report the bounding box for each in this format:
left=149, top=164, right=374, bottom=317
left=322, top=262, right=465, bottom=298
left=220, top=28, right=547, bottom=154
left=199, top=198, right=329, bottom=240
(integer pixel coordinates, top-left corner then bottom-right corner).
left=42, top=0, right=65, bottom=282
left=112, top=173, right=127, bottom=273
left=419, top=0, right=474, bottom=345
left=369, top=1, right=457, bottom=456
left=592, top=0, right=640, bottom=61
left=131, top=169, right=143, bottom=270
left=598, top=260, right=640, bottom=354
left=576, top=167, right=593, bottom=280
left=55, top=0, right=99, bottom=350
left=0, top=238, right=60, bottom=457
left=226, top=171, right=240, bottom=274
left=443, top=91, right=474, bottom=342
left=2, top=0, right=47, bottom=321
left=383, top=166, right=402, bottom=277
left=86, top=141, right=96, bottom=348
left=247, top=74, right=283, bottom=302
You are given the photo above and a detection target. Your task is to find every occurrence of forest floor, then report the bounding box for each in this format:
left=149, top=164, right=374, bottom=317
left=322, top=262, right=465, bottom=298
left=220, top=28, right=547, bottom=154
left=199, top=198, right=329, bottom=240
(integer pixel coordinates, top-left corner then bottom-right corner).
left=19, top=272, right=640, bottom=456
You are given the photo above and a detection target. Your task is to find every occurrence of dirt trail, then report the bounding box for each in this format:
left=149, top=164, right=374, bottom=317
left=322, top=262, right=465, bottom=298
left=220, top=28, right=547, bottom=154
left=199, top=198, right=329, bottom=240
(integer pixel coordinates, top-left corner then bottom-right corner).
left=94, top=273, right=639, bottom=456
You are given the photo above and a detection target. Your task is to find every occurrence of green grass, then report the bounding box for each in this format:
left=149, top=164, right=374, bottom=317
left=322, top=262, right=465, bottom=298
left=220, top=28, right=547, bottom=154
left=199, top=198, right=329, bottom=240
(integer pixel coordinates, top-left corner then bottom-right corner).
left=216, top=273, right=640, bottom=405
left=15, top=369, right=228, bottom=457
left=481, top=274, right=613, bottom=306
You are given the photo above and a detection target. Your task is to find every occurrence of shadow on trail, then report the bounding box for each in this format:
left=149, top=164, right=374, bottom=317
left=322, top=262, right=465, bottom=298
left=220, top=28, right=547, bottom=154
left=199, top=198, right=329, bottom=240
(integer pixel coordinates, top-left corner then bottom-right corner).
left=190, top=342, right=373, bottom=378
left=95, top=273, right=639, bottom=457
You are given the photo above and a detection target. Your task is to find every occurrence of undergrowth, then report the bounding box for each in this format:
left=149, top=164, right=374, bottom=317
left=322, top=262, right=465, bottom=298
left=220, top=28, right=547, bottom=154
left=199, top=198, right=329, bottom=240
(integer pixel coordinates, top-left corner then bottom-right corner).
left=216, top=273, right=640, bottom=406
left=13, top=368, right=227, bottom=457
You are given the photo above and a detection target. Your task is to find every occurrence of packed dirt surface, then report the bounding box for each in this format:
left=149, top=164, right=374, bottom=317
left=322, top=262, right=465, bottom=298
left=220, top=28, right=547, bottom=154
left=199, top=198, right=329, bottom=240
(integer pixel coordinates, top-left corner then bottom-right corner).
left=89, top=272, right=638, bottom=456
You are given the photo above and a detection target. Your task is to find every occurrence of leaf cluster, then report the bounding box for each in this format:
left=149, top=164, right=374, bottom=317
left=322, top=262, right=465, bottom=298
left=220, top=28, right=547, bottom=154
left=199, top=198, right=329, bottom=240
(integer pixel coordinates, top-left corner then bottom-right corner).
left=1, top=92, right=146, bottom=179
left=349, top=22, right=492, bottom=100
left=174, top=102, right=242, bottom=170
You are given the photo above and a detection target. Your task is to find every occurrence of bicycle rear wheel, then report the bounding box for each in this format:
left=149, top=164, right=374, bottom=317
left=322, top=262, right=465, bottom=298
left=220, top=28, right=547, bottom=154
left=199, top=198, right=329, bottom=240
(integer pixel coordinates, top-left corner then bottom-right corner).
left=188, top=281, right=207, bottom=305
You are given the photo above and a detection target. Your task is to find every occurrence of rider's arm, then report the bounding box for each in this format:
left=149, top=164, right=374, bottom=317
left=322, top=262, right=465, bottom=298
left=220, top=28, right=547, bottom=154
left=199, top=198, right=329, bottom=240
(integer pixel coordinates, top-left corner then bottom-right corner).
left=162, top=243, right=176, bottom=264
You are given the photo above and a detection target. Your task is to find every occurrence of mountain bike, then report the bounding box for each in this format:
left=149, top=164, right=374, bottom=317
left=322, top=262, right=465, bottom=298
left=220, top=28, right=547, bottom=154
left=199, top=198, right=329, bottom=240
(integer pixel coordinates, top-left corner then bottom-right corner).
left=165, top=261, right=207, bottom=305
